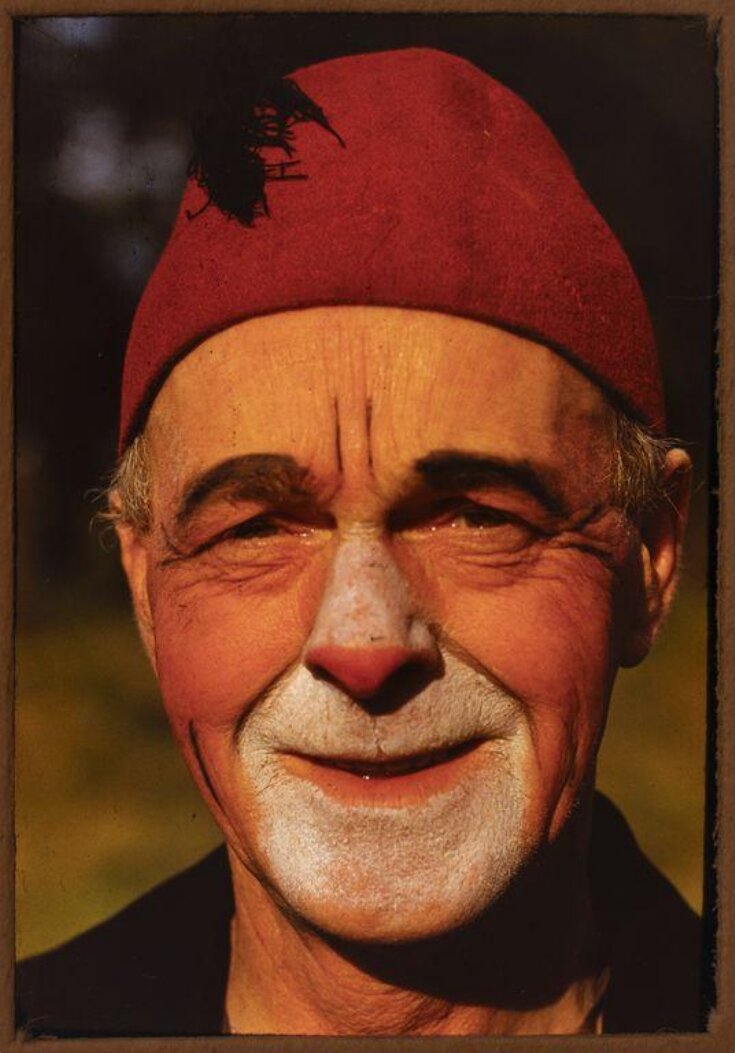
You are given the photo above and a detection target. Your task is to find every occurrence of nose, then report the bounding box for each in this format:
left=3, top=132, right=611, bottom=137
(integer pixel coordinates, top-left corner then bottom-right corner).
left=304, top=536, right=440, bottom=701
left=307, top=645, right=415, bottom=699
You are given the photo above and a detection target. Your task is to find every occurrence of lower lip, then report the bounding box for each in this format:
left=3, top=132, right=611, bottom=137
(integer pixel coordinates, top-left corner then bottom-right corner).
left=278, top=741, right=486, bottom=808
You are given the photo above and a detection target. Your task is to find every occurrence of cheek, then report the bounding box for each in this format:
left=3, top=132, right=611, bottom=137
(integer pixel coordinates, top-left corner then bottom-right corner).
left=447, top=576, right=615, bottom=714
left=403, top=546, right=618, bottom=823
left=147, top=556, right=329, bottom=733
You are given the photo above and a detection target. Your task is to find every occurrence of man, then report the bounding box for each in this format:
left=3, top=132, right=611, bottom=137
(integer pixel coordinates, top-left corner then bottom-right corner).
left=17, top=46, right=702, bottom=1036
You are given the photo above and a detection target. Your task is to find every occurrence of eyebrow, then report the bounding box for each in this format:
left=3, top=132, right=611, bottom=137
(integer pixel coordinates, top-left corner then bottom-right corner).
left=175, top=454, right=310, bottom=528
left=413, top=450, right=568, bottom=517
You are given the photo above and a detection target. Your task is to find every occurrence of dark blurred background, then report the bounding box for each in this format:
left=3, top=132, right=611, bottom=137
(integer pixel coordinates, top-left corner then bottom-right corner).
left=14, top=13, right=716, bottom=958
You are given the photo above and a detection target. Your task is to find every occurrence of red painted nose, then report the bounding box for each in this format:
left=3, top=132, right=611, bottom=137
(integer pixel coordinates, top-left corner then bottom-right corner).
left=307, top=644, right=416, bottom=698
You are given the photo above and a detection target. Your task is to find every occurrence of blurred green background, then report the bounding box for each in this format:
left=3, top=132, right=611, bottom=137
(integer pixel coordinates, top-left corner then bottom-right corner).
left=14, top=14, right=715, bottom=959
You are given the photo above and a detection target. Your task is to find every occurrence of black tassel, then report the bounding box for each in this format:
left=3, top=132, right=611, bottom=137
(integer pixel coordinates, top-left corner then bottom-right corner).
left=188, top=64, right=344, bottom=226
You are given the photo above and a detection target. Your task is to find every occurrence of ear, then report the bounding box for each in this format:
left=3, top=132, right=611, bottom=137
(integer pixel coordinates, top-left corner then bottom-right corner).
left=620, top=447, right=692, bottom=667
left=114, top=512, right=157, bottom=673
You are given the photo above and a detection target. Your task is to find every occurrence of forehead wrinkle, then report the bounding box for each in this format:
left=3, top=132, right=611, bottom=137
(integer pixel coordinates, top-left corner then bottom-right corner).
left=329, top=323, right=376, bottom=488
left=150, top=308, right=615, bottom=527
left=333, top=395, right=343, bottom=475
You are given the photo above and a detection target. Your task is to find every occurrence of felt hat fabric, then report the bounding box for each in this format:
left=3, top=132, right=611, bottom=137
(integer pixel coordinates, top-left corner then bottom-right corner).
left=119, top=47, right=664, bottom=449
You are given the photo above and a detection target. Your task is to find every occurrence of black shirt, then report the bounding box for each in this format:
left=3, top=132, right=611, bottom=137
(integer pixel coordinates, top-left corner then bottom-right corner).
left=16, top=794, right=706, bottom=1036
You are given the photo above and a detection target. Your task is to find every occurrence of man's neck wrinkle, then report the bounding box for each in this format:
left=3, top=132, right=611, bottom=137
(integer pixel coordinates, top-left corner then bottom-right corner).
left=227, top=878, right=460, bottom=1035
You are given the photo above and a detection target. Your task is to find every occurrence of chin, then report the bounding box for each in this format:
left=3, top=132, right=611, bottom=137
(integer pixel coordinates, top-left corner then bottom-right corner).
left=277, top=872, right=523, bottom=946
left=245, top=751, right=535, bottom=946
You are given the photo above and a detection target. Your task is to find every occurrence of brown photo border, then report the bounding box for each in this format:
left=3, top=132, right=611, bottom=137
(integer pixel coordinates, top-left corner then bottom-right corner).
left=0, top=2, right=732, bottom=1050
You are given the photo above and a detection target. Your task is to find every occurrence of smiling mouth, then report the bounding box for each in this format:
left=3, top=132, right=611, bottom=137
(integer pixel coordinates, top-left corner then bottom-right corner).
left=278, top=738, right=486, bottom=807
left=304, top=738, right=484, bottom=779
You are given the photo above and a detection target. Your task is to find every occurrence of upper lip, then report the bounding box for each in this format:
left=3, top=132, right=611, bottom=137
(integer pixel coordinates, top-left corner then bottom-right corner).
left=283, top=738, right=485, bottom=776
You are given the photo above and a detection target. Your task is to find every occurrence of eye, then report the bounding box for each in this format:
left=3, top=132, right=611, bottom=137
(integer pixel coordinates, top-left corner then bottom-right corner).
left=447, top=504, right=518, bottom=529
left=194, top=513, right=306, bottom=556
left=220, top=515, right=283, bottom=541
left=388, top=496, right=536, bottom=538
left=432, top=502, right=530, bottom=533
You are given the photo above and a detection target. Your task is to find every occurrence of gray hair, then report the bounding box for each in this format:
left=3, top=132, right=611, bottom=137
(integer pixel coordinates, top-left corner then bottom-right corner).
left=104, top=407, right=675, bottom=536
left=608, top=410, right=675, bottom=517
left=104, top=432, right=153, bottom=535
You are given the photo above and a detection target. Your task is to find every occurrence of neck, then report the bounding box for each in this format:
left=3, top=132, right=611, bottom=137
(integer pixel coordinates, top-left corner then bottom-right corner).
left=224, top=801, right=608, bottom=1036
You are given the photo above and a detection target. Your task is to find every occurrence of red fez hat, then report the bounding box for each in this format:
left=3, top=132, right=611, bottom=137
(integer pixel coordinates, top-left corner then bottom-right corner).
left=119, top=47, right=664, bottom=450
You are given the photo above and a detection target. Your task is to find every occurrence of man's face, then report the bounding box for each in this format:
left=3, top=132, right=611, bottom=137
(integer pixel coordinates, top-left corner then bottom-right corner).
left=122, top=306, right=643, bottom=943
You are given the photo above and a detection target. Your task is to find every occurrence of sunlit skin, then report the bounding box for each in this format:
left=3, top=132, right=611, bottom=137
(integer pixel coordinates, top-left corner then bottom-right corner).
left=116, top=306, right=690, bottom=1035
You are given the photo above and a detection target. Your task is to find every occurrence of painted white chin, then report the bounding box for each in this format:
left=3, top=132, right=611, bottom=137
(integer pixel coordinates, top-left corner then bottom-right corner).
left=250, top=756, right=529, bottom=942
left=236, top=655, right=534, bottom=943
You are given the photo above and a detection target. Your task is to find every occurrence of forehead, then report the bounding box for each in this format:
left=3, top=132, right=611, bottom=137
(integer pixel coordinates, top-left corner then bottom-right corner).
left=146, top=306, right=612, bottom=497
